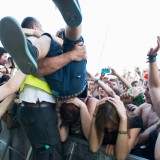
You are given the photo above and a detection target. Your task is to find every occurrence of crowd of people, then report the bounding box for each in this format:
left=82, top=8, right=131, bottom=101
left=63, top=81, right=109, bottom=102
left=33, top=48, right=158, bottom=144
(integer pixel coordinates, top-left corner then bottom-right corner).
left=0, top=0, right=160, bottom=160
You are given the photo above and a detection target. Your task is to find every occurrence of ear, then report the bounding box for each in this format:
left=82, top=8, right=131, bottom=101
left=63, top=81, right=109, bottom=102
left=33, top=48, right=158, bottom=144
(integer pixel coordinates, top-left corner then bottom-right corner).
left=32, top=25, right=36, bottom=30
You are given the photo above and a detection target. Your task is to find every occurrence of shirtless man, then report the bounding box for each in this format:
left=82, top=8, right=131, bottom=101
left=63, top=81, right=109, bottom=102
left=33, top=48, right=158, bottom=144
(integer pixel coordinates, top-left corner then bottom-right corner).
left=125, top=80, right=159, bottom=145
left=120, top=80, right=159, bottom=159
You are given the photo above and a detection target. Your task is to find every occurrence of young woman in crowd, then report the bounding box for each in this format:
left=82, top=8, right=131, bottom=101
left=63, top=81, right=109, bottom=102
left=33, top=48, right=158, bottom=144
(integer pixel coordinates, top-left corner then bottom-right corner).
left=88, top=97, right=143, bottom=160
left=56, top=96, right=99, bottom=160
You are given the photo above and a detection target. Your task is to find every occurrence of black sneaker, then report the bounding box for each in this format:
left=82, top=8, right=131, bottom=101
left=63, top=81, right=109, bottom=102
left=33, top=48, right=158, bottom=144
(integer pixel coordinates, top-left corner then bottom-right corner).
left=0, top=16, right=38, bottom=75
left=52, top=0, right=82, bottom=27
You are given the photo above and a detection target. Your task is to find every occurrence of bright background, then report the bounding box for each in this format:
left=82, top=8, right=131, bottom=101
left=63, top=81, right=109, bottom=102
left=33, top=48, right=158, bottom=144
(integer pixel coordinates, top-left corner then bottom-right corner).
left=1, top=0, right=160, bottom=75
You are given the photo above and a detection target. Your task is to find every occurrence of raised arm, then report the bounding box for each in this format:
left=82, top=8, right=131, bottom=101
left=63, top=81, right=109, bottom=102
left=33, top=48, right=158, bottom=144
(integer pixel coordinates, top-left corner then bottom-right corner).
left=87, top=71, right=119, bottom=98
left=148, top=36, right=160, bottom=117
left=108, top=66, right=132, bottom=89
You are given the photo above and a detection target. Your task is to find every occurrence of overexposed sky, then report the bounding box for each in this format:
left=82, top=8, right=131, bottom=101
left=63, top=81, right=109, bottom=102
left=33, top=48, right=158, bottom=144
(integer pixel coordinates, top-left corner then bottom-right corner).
left=1, top=0, right=160, bottom=75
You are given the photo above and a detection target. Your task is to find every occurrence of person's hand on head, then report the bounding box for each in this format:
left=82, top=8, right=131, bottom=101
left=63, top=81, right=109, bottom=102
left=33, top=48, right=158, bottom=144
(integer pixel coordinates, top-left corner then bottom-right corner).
left=65, top=97, right=86, bottom=108
left=107, top=97, right=126, bottom=120
left=94, top=97, right=109, bottom=114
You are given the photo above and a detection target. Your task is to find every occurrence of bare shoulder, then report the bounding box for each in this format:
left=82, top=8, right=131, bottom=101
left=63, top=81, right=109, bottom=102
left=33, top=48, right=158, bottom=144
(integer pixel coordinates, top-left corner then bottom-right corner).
left=139, top=102, right=151, bottom=110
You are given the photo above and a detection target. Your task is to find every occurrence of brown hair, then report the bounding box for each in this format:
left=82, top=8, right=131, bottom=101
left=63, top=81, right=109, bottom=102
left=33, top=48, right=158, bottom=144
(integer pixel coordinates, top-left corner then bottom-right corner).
left=95, top=101, right=133, bottom=143
left=95, top=101, right=120, bottom=143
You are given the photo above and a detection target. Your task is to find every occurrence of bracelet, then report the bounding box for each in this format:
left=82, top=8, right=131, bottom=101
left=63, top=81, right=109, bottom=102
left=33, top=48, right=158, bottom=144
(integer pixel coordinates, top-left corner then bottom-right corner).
left=147, top=53, right=157, bottom=63
left=118, top=131, right=128, bottom=134
left=94, top=79, right=99, bottom=83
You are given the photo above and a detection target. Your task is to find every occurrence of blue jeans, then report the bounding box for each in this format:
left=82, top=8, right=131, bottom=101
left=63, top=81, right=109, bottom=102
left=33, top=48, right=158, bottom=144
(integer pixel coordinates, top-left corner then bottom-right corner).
left=44, top=33, right=87, bottom=99
left=17, top=103, right=62, bottom=160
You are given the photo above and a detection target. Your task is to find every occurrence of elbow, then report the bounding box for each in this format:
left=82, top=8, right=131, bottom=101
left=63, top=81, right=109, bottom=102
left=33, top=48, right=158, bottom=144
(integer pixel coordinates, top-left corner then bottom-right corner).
left=60, top=137, right=67, bottom=142
left=89, top=145, right=99, bottom=153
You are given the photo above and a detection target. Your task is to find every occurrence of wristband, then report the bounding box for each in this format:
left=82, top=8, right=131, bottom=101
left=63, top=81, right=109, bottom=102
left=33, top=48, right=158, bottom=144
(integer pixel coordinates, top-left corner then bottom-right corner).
left=118, top=131, right=128, bottom=134
left=147, top=53, right=157, bottom=63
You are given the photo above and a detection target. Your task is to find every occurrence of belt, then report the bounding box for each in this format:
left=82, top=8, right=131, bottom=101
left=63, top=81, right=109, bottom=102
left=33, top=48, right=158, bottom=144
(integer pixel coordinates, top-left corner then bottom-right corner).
left=20, top=101, right=53, bottom=108
left=56, top=84, right=87, bottom=100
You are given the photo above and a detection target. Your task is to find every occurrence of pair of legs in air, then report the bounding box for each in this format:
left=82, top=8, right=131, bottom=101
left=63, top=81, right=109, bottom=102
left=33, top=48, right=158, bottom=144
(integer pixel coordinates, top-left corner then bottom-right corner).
left=0, top=0, right=87, bottom=99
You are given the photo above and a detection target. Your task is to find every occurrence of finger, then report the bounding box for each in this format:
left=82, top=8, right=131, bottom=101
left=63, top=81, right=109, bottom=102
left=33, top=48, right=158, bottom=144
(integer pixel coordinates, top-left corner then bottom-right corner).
left=77, top=42, right=84, bottom=46
left=105, top=145, right=109, bottom=154
left=108, top=146, right=113, bottom=156
left=107, top=98, right=116, bottom=105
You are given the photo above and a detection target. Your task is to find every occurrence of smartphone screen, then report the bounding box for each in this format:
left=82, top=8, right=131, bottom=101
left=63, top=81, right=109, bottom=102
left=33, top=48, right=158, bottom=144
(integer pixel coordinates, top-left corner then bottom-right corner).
left=101, top=68, right=111, bottom=74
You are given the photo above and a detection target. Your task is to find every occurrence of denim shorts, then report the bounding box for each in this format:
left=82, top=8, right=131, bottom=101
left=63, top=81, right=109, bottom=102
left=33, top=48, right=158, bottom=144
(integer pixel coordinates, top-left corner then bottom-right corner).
left=43, top=33, right=87, bottom=99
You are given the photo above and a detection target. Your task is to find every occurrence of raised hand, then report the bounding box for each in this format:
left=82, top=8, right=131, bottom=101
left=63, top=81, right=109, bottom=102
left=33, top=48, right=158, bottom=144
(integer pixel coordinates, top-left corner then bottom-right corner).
left=147, top=36, right=160, bottom=56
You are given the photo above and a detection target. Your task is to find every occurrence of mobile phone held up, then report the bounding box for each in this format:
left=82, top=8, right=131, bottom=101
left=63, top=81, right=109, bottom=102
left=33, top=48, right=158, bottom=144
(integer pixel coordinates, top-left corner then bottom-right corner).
left=101, top=68, right=111, bottom=74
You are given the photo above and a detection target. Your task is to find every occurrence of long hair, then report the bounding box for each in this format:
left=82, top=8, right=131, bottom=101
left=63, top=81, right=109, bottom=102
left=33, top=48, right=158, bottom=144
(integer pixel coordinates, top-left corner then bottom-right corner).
left=95, top=101, right=120, bottom=143
left=95, top=101, right=135, bottom=143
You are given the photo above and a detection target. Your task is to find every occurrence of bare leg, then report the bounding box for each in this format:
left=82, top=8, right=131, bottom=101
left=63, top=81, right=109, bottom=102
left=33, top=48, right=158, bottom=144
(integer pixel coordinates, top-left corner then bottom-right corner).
left=65, top=25, right=82, bottom=41
left=52, top=0, right=82, bottom=41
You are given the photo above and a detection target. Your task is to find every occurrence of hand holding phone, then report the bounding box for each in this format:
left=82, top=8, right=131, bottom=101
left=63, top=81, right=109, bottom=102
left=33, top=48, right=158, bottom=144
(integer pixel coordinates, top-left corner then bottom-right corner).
left=101, top=68, right=111, bottom=74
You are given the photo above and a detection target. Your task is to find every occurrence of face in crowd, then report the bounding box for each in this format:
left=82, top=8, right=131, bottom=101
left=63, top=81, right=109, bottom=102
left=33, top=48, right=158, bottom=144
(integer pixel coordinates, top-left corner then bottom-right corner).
left=143, top=80, right=152, bottom=104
